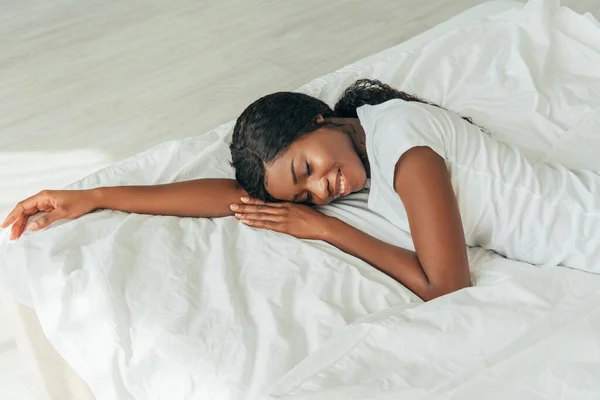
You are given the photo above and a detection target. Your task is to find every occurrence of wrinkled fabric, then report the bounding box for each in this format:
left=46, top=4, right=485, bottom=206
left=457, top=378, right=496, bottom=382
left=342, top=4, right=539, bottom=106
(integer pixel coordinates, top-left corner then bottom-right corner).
left=1, top=1, right=600, bottom=399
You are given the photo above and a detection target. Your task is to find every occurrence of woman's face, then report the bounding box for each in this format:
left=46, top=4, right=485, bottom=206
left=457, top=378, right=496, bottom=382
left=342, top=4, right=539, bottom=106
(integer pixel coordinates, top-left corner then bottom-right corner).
left=264, top=125, right=367, bottom=205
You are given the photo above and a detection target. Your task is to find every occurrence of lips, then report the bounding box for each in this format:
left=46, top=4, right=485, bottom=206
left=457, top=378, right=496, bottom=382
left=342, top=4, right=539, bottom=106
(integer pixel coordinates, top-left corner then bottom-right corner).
left=334, top=168, right=351, bottom=199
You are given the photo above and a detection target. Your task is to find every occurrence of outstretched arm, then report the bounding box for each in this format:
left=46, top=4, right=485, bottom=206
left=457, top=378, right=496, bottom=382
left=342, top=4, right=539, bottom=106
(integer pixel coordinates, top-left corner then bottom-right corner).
left=93, top=179, right=246, bottom=218
left=1, top=178, right=245, bottom=240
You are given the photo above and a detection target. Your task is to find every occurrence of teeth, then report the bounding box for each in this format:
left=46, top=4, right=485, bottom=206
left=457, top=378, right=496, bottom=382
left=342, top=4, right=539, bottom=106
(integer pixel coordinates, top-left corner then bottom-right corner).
left=340, top=173, right=346, bottom=196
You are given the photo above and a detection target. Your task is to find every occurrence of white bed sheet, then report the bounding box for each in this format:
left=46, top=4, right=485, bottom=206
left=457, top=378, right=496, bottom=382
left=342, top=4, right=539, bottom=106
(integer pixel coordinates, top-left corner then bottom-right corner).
left=2, top=0, right=600, bottom=399
left=1, top=4, right=527, bottom=400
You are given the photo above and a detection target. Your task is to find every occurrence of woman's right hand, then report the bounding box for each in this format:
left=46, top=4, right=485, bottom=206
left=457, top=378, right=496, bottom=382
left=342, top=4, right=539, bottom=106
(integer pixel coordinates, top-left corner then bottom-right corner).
left=1, top=189, right=99, bottom=240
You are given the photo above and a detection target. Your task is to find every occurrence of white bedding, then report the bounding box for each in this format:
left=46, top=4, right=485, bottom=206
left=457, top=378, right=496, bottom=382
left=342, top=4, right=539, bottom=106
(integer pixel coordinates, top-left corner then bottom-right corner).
left=2, top=0, right=600, bottom=399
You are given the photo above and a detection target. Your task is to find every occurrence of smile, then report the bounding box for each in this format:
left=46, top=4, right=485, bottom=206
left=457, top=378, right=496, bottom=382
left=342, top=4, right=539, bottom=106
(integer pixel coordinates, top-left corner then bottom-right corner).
left=335, top=168, right=351, bottom=198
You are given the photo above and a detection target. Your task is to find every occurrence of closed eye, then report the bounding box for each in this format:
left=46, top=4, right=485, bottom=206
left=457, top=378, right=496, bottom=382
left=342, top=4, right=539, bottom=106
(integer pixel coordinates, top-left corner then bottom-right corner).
left=301, top=161, right=313, bottom=204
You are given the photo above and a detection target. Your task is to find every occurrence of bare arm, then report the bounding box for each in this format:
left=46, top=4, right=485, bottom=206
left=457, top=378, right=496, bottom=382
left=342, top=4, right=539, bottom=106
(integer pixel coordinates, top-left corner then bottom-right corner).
left=321, top=217, right=431, bottom=299
left=394, top=147, right=471, bottom=296
left=323, top=147, right=470, bottom=300
left=93, top=178, right=245, bottom=218
left=2, top=178, right=245, bottom=240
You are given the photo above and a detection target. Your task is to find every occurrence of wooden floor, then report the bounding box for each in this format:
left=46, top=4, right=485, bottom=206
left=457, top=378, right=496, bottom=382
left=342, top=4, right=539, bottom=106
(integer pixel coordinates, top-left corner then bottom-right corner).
left=0, top=1, right=599, bottom=399
left=1, top=0, right=599, bottom=212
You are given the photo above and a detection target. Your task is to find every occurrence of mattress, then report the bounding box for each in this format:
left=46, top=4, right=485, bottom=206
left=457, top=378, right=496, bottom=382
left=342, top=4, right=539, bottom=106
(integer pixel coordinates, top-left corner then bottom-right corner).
left=2, top=0, right=600, bottom=399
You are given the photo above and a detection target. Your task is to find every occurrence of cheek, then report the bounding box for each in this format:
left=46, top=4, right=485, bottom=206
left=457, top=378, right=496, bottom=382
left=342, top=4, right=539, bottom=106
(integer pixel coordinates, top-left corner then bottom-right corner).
left=318, top=137, right=359, bottom=168
left=335, top=145, right=364, bottom=172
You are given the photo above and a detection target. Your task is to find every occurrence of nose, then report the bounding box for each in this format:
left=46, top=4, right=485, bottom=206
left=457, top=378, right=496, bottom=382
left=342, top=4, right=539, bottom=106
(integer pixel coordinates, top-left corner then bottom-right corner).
left=308, top=176, right=329, bottom=200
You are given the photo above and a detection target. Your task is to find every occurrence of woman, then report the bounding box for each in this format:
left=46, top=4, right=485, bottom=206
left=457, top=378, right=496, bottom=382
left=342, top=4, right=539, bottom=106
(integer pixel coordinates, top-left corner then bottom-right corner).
left=3, top=80, right=599, bottom=301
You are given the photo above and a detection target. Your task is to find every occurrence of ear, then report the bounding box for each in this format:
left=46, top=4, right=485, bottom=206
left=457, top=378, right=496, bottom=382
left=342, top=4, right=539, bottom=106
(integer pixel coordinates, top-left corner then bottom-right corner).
left=315, top=114, right=325, bottom=123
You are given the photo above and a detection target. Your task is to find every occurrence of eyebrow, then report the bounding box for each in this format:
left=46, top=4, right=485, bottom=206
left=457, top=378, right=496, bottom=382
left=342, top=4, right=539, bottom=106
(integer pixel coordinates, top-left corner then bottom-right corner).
left=290, top=159, right=301, bottom=202
left=291, top=159, right=298, bottom=185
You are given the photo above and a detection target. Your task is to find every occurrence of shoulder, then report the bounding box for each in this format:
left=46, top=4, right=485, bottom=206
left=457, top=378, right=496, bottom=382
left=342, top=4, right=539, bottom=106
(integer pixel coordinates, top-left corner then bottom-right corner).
left=359, top=98, right=446, bottom=120
left=357, top=99, right=416, bottom=127
left=363, top=100, right=449, bottom=157
left=358, top=99, right=452, bottom=140
left=362, top=100, right=451, bottom=190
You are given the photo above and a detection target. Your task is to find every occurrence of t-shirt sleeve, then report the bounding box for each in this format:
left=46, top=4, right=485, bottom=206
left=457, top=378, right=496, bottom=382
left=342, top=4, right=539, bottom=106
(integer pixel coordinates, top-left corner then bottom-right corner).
left=369, top=101, right=448, bottom=187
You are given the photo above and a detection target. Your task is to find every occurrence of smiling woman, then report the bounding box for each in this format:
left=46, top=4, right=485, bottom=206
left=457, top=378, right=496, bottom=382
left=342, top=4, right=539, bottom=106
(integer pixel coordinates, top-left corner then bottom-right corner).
left=4, top=78, right=600, bottom=302
left=262, top=122, right=367, bottom=205
left=2, top=80, right=474, bottom=301
left=221, top=79, right=474, bottom=300
left=229, top=80, right=448, bottom=205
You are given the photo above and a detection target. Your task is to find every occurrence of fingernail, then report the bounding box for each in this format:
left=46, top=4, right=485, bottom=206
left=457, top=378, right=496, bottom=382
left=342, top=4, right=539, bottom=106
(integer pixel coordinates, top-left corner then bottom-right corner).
left=27, top=223, right=38, bottom=231
left=230, top=204, right=238, bottom=210
left=241, top=197, right=250, bottom=202
left=235, top=213, right=242, bottom=218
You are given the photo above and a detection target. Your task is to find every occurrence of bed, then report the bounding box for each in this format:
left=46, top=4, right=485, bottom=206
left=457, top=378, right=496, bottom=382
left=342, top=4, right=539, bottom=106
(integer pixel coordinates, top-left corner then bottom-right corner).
left=2, top=0, right=600, bottom=399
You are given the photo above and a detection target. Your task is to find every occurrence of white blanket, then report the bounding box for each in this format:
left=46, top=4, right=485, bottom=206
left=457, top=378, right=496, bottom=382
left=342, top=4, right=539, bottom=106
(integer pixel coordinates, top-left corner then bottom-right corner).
left=2, top=1, right=600, bottom=399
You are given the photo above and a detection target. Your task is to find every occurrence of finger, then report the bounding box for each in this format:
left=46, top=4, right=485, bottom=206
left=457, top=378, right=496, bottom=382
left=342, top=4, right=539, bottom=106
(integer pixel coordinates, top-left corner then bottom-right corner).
left=10, top=215, right=27, bottom=241
left=1, top=205, right=25, bottom=229
left=27, top=211, right=63, bottom=232
left=240, top=197, right=287, bottom=208
left=242, top=219, right=277, bottom=230
left=240, top=197, right=265, bottom=205
left=235, top=213, right=282, bottom=222
left=230, top=204, right=284, bottom=215
left=1, top=194, right=47, bottom=229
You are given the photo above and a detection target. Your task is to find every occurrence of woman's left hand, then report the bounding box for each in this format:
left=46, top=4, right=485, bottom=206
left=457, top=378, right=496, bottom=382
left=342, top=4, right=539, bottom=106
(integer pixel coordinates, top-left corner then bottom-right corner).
left=230, top=197, right=330, bottom=240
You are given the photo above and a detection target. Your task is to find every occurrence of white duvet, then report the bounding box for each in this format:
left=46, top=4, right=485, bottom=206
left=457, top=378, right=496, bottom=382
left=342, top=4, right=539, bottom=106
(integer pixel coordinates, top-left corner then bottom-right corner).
left=2, top=1, right=600, bottom=399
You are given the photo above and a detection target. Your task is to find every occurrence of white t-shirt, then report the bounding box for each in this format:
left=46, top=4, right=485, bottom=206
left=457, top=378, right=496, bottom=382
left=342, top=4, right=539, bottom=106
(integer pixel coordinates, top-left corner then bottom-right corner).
left=356, top=99, right=600, bottom=274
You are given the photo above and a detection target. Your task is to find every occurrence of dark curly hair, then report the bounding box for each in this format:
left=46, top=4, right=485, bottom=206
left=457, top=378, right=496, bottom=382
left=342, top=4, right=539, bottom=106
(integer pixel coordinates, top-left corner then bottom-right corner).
left=230, top=79, right=474, bottom=201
